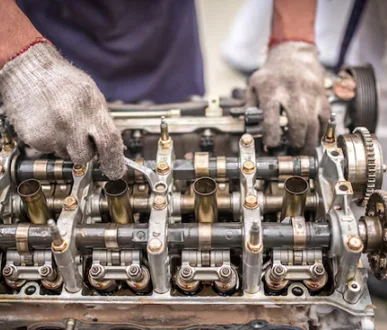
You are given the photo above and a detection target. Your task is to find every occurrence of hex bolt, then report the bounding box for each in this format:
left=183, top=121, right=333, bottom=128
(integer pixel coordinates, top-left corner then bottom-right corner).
left=90, top=264, right=104, bottom=279
left=240, top=133, right=254, bottom=146
left=242, top=161, right=256, bottom=174
left=127, top=264, right=143, bottom=281
left=156, top=162, right=170, bottom=175
left=48, top=219, right=64, bottom=247
left=38, top=265, right=52, bottom=278
left=312, top=264, right=325, bottom=278
left=148, top=238, right=163, bottom=253
left=219, top=266, right=232, bottom=281
left=244, top=194, right=258, bottom=209
left=180, top=266, right=194, bottom=280
left=347, top=236, right=363, bottom=252
left=153, top=196, right=167, bottom=210
left=271, top=264, right=286, bottom=280
left=73, top=164, right=86, bottom=176
left=2, top=265, right=14, bottom=277
left=63, top=196, right=78, bottom=211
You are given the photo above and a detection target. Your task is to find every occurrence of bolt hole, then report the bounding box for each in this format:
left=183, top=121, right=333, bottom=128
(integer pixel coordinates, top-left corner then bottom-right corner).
left=25, top=285, right=36, bottom=295
left=252, top=320, right=266, bottom=329
left=291, top=286, right=304, bottom=296
left=155, top=182, right=167, bottom=193
left=351, top=283, right=358, bottom=289
left=339, top=184, right=349, bottom=192
left=330, top=150, right=340, bottom=157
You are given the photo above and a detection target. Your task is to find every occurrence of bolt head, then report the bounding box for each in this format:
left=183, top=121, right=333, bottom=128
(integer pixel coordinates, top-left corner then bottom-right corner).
left=148, top=238, right=162, bottom=252
left=244, top=195, right=258, bottom=209
left=272, top=264, right=286, bottom=276
left=73, top=163, right=86, bottom=176
left=153, top=196, right=167, bottom=210
left=241, top=134, right=254, bottom=146
left=347, top=236, right=363, bottom=252
left=90, top=264, right=103, bottom=278
left=3, top=265, right=14, bottom=277
left=180, top=266, right=194, bottom=280
left=242, top=161, right=256, bottom=174
left=127, top=264, right=143, bottom=281
left=63, top=196, right=78, bottom=211
left=38, top=265, right=52, bottom=278
left=312, top=264, right=325, bottom=277
left=156, top=162, right=170, bottom=175
left=219, top=266, right=232, bottom=280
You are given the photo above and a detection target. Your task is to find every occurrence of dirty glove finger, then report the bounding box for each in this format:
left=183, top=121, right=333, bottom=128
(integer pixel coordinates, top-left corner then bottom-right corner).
left=90, top=113, right=125, bottom=180
left=246, top=84, right=259, bottom=106
left=284, top=95, right=309, bottom=149
left=302, top=117, right=320, bottom=155
left=318, top=94, right=332, bottom=135
left=260, top=96, right=282, bottom=148
left=66, top=131, right=95, bottom=165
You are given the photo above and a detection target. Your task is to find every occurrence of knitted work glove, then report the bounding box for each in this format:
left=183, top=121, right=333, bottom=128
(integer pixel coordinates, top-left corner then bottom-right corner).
left=0, top=42, right=125, bottom=179
left=247, top=42, right=331, bottom=153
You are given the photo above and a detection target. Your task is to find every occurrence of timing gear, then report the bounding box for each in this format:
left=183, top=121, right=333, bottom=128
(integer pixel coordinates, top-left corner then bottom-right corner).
left=337, top=126, right=383, bottom=206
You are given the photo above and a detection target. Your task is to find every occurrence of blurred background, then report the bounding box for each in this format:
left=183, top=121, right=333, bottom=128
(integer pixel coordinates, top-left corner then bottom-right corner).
left=196, top=0, right=387, bottom=328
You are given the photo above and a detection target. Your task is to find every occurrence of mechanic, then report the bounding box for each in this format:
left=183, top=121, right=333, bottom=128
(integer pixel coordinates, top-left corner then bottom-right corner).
left=0, top=0, right=330, bottom=180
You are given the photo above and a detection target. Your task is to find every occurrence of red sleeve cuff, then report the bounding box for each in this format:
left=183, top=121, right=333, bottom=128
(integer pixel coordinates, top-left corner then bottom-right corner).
left=8, top=37, right=53, bottom=63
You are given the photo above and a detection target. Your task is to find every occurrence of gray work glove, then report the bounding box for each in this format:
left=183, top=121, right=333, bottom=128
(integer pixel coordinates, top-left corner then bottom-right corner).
left=0, top=43, right=125, bottom=179
left=247, top=42, right=331, bottom=153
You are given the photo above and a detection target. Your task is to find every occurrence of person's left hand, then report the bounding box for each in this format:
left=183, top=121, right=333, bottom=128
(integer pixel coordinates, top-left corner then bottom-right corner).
left=247, top=42, right=331, bottom=154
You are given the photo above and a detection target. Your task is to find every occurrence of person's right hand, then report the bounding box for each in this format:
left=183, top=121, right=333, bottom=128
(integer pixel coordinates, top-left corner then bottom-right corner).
left=0, top=41, right=125, bottom=180
left=247, top=42, right=331, bottom=154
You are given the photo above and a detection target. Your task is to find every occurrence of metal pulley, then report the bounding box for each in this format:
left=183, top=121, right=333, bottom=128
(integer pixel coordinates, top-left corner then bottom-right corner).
left=342, top=65, right=379, bottom=133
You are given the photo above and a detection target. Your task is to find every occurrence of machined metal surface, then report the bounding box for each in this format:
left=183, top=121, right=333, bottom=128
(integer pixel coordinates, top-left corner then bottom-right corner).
left=0, top=88, right=384, bottom=329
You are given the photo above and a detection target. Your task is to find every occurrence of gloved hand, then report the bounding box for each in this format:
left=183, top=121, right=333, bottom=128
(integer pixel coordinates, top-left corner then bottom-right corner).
left=0, top=42, right=125, bottom=180
left=247, top=42, right=331, bottom=153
